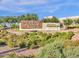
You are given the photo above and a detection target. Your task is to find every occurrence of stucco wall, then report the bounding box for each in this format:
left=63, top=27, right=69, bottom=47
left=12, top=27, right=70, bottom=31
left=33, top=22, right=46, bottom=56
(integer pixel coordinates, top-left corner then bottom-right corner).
left=42, top=23, right=60, bottom=31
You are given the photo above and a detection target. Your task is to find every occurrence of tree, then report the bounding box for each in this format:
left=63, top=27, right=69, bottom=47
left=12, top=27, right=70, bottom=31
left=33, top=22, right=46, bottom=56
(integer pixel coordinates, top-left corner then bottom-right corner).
left=0, top=19, right=3, bottom=23
left=11, top=23, right=18, bottom=29
left=0, top=14, right=39, bottom=23
left=42, top=16, right=59, bottom=23
left=20, top=13, right=38, bottom=20
left=63, top=19, right=73, bottom=25
left=2, top=17, right=17, bottom=23
left=75, top=18, right=79, bottom=24
left=26, top=14, right=38, bottom=20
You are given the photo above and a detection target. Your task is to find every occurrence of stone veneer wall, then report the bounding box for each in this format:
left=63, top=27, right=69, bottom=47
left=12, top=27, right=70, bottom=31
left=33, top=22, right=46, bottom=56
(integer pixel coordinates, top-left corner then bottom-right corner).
left=21, top=20, right=42, bottom=29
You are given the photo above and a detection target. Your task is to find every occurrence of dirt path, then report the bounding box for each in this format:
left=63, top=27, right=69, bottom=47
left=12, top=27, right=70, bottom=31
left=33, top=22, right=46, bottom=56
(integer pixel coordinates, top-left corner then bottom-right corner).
left=17, top=49, right=38, bottom=56
left=7, top=29, right=24, bottom=35
left=0, top=47, right=27, bottom=57
left=60, top=28, right=79, bottom=33
left=0, top=45, right=38, bottom=57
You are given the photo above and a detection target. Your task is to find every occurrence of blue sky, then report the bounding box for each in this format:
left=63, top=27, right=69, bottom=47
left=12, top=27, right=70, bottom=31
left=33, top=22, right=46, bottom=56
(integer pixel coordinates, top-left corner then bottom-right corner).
left=0, top=0, right=79, bottom=19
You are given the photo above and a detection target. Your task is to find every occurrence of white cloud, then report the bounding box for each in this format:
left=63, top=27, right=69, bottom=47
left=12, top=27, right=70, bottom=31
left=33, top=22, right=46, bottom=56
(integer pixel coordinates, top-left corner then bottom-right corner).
left=0, top=0, right=29, bottom=13
left=17, top=0, right=48, bottom=5
left=45, top=0, right=79, bottom=13
left=0, top=1, right=55, bottom=13
left=0, top=0, right=79, bottom=14
left=0, top=0, right=48, bottom=13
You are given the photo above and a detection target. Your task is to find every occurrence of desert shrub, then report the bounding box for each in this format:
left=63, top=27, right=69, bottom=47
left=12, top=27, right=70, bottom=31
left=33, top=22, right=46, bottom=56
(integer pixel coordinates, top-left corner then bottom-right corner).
left=4, top=52, right=35, bottom=58
left=36, top=32, right=74, bottom=58
left=27, top=34, right=39, bottom=48
left=57, top=31, right=74, bottom=40
left=36, top=39, right=79, bottom=58
left=37, top=33, right=52, bottom=47
left=52, top=32, right=61, bottom=37
left=36, top=41, right=64, bottom=58
left=0, top=31, right=74, bottom=49
left=61, top=32, right=74, bottom=40
left=0, top=39, right=6, bottom=45
left=19, top=41, right=26, bottom=48
left=47, top=32, right=74, bottom=44
left=64, top=40, right=79, bottom=48
left=67, top=31, right=74, bottom=39
left=17, top=37, right=27, bottom=48
left=63, top=46, right=79, bottom=58
left=75, top=24, right=79, bottom=28
left=20, top=33, right=28, bottom=39
left=7, top=39, right=16, bottom=48
left=28, top=32, right=37, bottom=35
left=4, top=52, right=17, bottom=58
left=67, top=24, right=79, bottom=29
left=25, top=32, right=74, bottom=49
left=52, top=32, right=74, bottom=40
left=36, top=40, right=77, bottom=58
left=27, top=32, right=53, bottom=48
left=17, top=54, right=35, bottom=58
left=67, top=25, right=75, bottom=29
left=0, top=30, right=8, bottom=35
